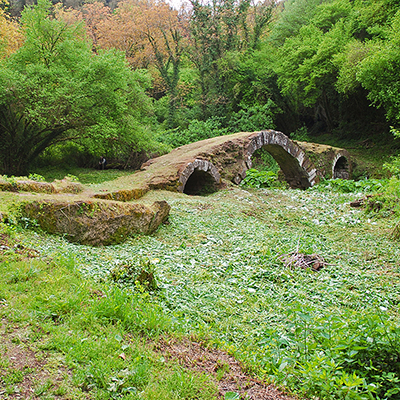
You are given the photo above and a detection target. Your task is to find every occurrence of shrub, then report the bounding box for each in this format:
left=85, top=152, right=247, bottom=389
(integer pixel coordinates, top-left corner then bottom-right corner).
left=240, top=169, right=286, bottom=189
left=228, top=101, right=276, bottom=133
left=159, top=117, right=229, bottom=148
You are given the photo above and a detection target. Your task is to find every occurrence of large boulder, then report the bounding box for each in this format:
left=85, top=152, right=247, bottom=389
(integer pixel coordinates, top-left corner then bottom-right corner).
left=20, top=199, right=170, bottom=246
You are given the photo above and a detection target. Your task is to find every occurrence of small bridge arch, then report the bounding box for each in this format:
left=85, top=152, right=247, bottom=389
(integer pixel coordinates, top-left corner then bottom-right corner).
left=332, top=152, right=350, bottom=179
left=178, top=159, right=221, bottom=195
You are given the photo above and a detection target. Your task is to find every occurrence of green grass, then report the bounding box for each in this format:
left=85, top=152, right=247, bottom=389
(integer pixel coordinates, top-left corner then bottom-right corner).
left=1, top=181, right=400, bottom=399
left=0, top=226, right=218, bottom=399
left=32, top=167, right=135, bottom=185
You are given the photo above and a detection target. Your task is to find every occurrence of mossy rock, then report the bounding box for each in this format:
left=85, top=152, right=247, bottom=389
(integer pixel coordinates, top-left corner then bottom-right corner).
left=94, top=186, right=149, bottom=201
left=19, top=199, right=170, bottom=246
left=0, top=179, right=55, bottom=194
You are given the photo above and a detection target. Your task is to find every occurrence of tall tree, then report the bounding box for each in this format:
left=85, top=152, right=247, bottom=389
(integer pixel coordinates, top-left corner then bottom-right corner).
left=91, top=0, right=187, bottom=129
left=270, top=0, right=393, bottom=134
left=0, top=0, right=153, bottom=175
left=188, top=0, right=274, bottom=119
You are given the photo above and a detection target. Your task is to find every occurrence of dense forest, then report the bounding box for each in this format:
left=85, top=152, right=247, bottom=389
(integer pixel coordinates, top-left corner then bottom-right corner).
left=1, top=0, right=400, bottom=175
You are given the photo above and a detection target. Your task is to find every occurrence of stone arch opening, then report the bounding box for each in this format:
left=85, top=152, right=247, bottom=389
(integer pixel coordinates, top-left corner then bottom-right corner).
left=333, top=156, right=350, bottom=179
left=183, top=169, right=219, bottom=195
left=251, top=147, right=281, bottom=174
left=260, top=144, right=312, bottom=189
left=179, top=159, right=221, bottom=196
left=237, top=130, right=317, bottom=189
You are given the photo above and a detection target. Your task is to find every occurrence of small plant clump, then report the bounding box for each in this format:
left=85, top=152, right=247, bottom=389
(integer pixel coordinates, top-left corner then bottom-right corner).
left=240, top=169, right=287, bottom=189
left=27, top=173, right=46, bottom=182
left=109, top=258, right=158, bottom=291
left=312, top=178, right=386, bottom=194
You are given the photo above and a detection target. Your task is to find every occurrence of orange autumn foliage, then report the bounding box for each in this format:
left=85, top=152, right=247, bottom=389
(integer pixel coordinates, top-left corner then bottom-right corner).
left=0, top=0, right=23, bottom=58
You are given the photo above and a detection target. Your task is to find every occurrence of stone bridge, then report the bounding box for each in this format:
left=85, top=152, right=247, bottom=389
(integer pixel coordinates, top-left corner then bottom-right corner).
left=0, top=130, right=351, bottom=245
left=95, top=130, right=351, bottom=199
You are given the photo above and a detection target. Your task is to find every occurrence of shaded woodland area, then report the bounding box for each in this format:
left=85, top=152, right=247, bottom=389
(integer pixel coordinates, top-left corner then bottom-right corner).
left=1, top=0, right=399, bottom=175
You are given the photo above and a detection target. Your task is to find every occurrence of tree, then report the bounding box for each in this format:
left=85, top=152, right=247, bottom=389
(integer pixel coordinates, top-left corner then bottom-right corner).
left=356, top=9, right=400, bottom=124
left=335, top=1, right=400, bottom=125
left=143, top=1, right=186, bottom=129
left=0, top=0, right=153, bottom=175
left=188, top=0, right=275, bottom=120
left=270, top=0, right=386, bottom=134
left=91, top=0, right=187, bottom=129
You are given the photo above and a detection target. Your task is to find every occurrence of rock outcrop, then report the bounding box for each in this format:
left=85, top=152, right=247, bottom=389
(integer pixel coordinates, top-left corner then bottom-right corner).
left=20, top=199, right=170, bottom=246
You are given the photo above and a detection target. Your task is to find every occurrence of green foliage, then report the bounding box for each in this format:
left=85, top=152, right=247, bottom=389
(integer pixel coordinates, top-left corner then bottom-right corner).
left=260, top=305, right=400, bottom=400
left=27, top=173, right=45, bottom=182
left=313, top=178, right=386, bottom=194
left=354, top=9, right=400, bottom=123
left=240, top=168, right=286, bottom=189
left=269, top=0, right=324, bottom=45
left=109, top=258, right=158, bottom=291
left=0, top=0, right=154, bottom=176
left=65, top=174, right=79, bottom=182
left=290, top=126, right=311, bottom=141
left=159, top=100, right=279, bottom=148
left=3, top=175, right=400, bottom=399
left=365, top=177, right=400, bottom=218
left=188, top=0, right=274, bottom=120
left=268, top=0, right=400, bottom=134
left=251, top=147, right=280, bottom=174
left=229, top=101, right=276, bottom=132
left=0, top=226, right=219, bottom=399
left=159, top=117, right=229, bottom=147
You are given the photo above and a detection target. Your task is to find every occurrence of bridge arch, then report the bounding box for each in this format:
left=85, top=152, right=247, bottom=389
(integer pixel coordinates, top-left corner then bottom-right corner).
left=332, top=153, right=350, bottom=179
left=235, top=130, right=318, bottom=189
left=178, top=159, right=221, bottom=195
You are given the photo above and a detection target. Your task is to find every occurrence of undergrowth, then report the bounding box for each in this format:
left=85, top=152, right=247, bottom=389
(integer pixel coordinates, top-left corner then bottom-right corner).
left=0, top=223, right=217, bottom=399
left=2, top=173, right=400, bottom=399
left=7, top=183, right=397, bottom=400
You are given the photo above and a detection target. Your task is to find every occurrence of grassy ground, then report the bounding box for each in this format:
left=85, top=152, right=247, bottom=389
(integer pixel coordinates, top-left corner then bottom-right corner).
left=33, top=167, right=136, bottom=185
left=1, top=180, right=399, bottom=399
left=1, top=137, right=400, bottom=399
left=0, top=225, right=220, bottom=399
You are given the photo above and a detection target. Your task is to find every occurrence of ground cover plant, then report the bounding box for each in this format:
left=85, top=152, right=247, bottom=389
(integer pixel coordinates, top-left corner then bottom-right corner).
left=0, top=223, right=221, bottom=399
left=2, top=176, right=399, bottom=400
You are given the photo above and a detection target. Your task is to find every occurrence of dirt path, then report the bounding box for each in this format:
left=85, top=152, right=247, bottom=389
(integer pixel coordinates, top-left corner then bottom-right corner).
left=157, top=337, right=299, bottom=400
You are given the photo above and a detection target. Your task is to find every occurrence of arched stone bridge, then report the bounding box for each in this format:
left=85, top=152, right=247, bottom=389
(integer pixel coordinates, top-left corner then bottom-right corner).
left=95, top=130, right=351, bottom=200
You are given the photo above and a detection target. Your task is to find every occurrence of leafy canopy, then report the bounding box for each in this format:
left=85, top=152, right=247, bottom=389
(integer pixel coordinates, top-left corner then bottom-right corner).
left=0, top=0, right=153, bottom=175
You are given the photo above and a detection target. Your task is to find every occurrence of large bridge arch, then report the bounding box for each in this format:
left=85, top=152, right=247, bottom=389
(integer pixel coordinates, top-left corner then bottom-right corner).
left=234, top=130, right=318, bottom=189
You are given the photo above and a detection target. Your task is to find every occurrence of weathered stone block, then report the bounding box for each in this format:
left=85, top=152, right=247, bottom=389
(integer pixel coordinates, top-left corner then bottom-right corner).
left=20, top=199, right=170, bottom=246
